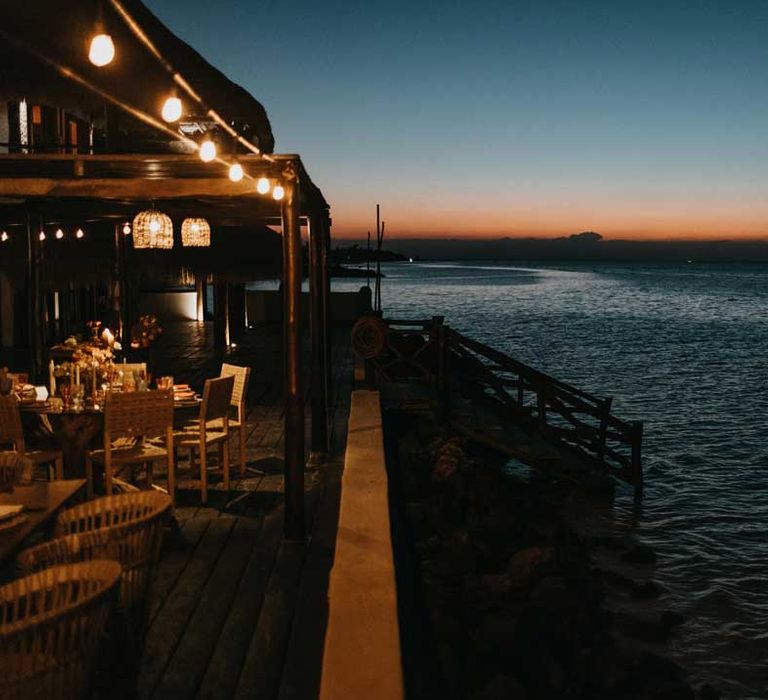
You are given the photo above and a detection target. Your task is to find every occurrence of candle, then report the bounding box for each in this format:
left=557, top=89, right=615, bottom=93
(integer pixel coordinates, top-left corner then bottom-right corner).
left=75, top=365, right=80, bottom=387
left=70, top=363, right=74, bottom=387
left=92, top=364, right=97, bottom=397
left=49, top=360, right=56, bottom=396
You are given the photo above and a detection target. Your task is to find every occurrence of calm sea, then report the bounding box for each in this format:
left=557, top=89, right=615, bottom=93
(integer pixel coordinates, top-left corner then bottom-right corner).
left=334, top=261, right=768, bottom=699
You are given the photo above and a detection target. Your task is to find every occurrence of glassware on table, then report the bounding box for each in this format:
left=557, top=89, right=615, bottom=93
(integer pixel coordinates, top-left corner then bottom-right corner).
left=59, top=383, right=72, bottom=408
left=157, top=376, right=174, bottom=390
left=71, top=384, right=85, bottom=412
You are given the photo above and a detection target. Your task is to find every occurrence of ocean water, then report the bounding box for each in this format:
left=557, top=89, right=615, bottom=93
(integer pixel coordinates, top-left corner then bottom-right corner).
left=334, top=261, right=768, bottom=699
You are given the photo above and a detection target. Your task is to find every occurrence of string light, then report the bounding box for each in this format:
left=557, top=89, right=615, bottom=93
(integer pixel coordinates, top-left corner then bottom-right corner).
left=256, top=177, right=271, bottom=194
left=75, top=228, right=85, bottom=239
left=38, top=231, right=46, bottom=241
left=88, top=33, right=115, bottom=67
left=55, top=228, right=64, bottom=240
left=161, top=95, right=182, bottom=123
left=1, top=231, right=8, bottom=243
left=228, top=163, right=244, bottom=182
left=199, top=139, right=216, bottom=162
left=272, top=185, right=285, bottom=201
left=122, top=222, right=131, bottom=235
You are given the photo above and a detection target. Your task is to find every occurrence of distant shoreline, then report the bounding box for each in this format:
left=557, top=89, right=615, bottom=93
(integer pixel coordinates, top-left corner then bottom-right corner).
left=335, top=238, right=768, bottom=263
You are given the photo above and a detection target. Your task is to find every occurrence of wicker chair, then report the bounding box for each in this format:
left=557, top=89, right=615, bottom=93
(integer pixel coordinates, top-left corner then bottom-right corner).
left=174, top=375, right=234, bottom=504
left=187, top=364, right=251, bottom=476
left=0, top=452, right=31, bottom=491
left=85, top=389, right=174, bottom=498
left=17, top=491, right=172, bottom=635
left=220, top=363, right=251, bottom=476
left=0, top=559, right=121, bottom=700
left=0, top=395, right=63, bottom=481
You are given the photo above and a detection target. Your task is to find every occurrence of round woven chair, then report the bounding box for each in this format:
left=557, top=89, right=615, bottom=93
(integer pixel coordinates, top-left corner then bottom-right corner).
left=19, top=491, right=172, bottom=633
left=0, top=559, right=121, bottom=700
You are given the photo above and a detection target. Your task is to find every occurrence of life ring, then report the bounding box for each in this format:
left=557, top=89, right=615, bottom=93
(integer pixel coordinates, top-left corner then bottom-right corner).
left=351, top=315, right=389, bottom=359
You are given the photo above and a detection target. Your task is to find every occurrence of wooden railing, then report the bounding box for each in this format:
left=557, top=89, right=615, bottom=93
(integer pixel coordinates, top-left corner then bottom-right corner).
left=373, top=317, right=643, bottom=496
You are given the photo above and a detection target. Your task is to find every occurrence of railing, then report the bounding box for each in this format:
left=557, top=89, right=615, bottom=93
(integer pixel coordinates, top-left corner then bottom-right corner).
left=364, top=317, right=643, bottom=495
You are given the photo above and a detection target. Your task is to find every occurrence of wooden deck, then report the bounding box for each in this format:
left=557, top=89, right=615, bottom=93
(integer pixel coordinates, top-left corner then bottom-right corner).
left=126, top=322, right=353, bottom=700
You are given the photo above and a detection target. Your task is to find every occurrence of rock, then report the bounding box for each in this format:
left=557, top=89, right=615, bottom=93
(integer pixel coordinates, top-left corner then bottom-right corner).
left=698, top=682, right=722, bottom=700
left=471, top=674, right=528, bottom=700
left=614, top=612, right=672, bottom=643
left=621, top=542, right=657, bottom=564
left=507, top=547, right=553, bottom=586
left=587, top=644, right=636, bottom=693
left=632, top=579, right=665, bottom=599
left=659, top=610, right=686, bottom=630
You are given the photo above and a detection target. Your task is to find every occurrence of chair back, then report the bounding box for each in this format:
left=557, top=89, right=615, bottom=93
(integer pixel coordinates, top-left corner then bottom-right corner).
left=200, top=375, right=235, bottom=423
left=0, top=560, right=121, bottom=700
left=19, top=492, right=172, bottom=625
left=104, top=389, right=173, bottom=440
left=220, top=363, right=251, bottom=413
left=0, top=453, right=23, bottom=491
left=0, top=396, right=24, bottom=453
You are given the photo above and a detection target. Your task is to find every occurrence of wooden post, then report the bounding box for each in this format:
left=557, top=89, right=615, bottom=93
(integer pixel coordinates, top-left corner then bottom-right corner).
left=632, top=421, right=644, bottom=499
left=27, top=215, right=44, bottom=380
left=228, top=283, right=246, bottom=342
left=309, top=214, right=329, bottom=458
left=321, top=213, right=332, bottom=414
left=117, top=228, right=130, bottom=345
left=213, top=281, right=228, bottom=348
left=282, top=173, right=305, bottom=541
left=194, top=273, right=205, bottom=322
left=597, top=397, right=613, bottom=467
left=537, top=383, right=547, bottom=429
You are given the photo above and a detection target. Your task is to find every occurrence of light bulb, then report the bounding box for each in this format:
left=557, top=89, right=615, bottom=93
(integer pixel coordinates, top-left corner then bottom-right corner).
left=75, top=228, right=85, bottom=239
left=191, top=223, right=199, bottom=233
left=38, top=231, right=46, bottom=241
left=1, top=231, right=8, bottom=242
left=122, top=222, right=131, bottom=235
left=161, top=96, right=182, bottom=123
left=89, top=33, right=115, bottom=67
left=55, top=228, right=64, bottom=240
left=228, top=163, right=244, bottom=182
left=149, top=218, right=161, bottom=233
left=272, top=185, right=285, bottom=201
left=199, top=139, right=216, bottom=162
left=256, top=177, right=271, bottom=194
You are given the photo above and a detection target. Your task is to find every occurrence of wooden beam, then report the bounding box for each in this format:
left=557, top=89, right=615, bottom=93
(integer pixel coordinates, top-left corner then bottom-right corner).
left=0, top=178, right=272, bottom=200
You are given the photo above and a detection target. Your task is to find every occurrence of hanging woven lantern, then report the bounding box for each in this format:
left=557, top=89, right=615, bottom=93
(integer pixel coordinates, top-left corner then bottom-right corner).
left=181, top=217, right=211, bottom=247
left=132, top=209, right=174, bottom=249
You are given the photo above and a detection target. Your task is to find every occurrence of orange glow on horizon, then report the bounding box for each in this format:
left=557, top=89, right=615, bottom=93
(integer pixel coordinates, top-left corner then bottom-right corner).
left=329, top=199, right=768, bottom=242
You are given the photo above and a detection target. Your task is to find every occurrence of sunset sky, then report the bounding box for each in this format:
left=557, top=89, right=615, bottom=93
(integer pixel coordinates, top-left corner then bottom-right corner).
left=147, top=0, right=768, bottom=241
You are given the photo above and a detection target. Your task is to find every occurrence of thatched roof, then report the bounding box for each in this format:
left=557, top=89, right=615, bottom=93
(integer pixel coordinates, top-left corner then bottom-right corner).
left=0, top=0, right=274, bottom=153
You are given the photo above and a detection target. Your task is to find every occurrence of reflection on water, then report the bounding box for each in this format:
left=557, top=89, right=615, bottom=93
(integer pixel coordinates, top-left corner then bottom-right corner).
left=335, top=260, right=768, bottom=698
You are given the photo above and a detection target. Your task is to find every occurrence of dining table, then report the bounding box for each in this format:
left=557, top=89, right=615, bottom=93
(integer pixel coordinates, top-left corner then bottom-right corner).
left=0, top=479, right=87, bottom=571
left=19, top=390, right=201, bottom=479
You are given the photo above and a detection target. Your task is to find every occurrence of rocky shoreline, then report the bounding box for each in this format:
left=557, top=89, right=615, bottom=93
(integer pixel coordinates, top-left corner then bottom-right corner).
left=388, top=412, right=721, bottom=700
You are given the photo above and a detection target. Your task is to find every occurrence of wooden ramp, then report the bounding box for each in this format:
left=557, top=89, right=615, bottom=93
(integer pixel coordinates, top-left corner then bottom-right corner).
left=121, top=323, right=354, bottom=700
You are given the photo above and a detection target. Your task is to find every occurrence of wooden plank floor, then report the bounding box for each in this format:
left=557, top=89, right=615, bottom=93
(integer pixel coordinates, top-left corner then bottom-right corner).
left=127, top=322, right=353, bottom=700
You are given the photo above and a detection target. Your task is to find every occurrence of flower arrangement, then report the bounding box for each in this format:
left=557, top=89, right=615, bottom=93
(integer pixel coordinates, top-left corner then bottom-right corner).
left=130, top=315, right=163, bottom=349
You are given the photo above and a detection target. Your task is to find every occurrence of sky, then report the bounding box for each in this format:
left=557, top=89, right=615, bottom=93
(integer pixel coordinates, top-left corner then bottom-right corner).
left=145, top=0, right=768, bottom=241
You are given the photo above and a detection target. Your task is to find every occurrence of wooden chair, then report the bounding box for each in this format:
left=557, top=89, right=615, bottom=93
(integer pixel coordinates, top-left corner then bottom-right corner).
left=0, top=559, right=121, bottom=700
left=0, top=452, right=24, bottom=493
left=173, top=375, right=234, bottom=505
left=220, top=363, right=251, bottom=476
left=0, top=395, right=63, bottom=480
left=17, top=491, right=172, bottom=635
left=85, top=389, right=174, bottom=499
